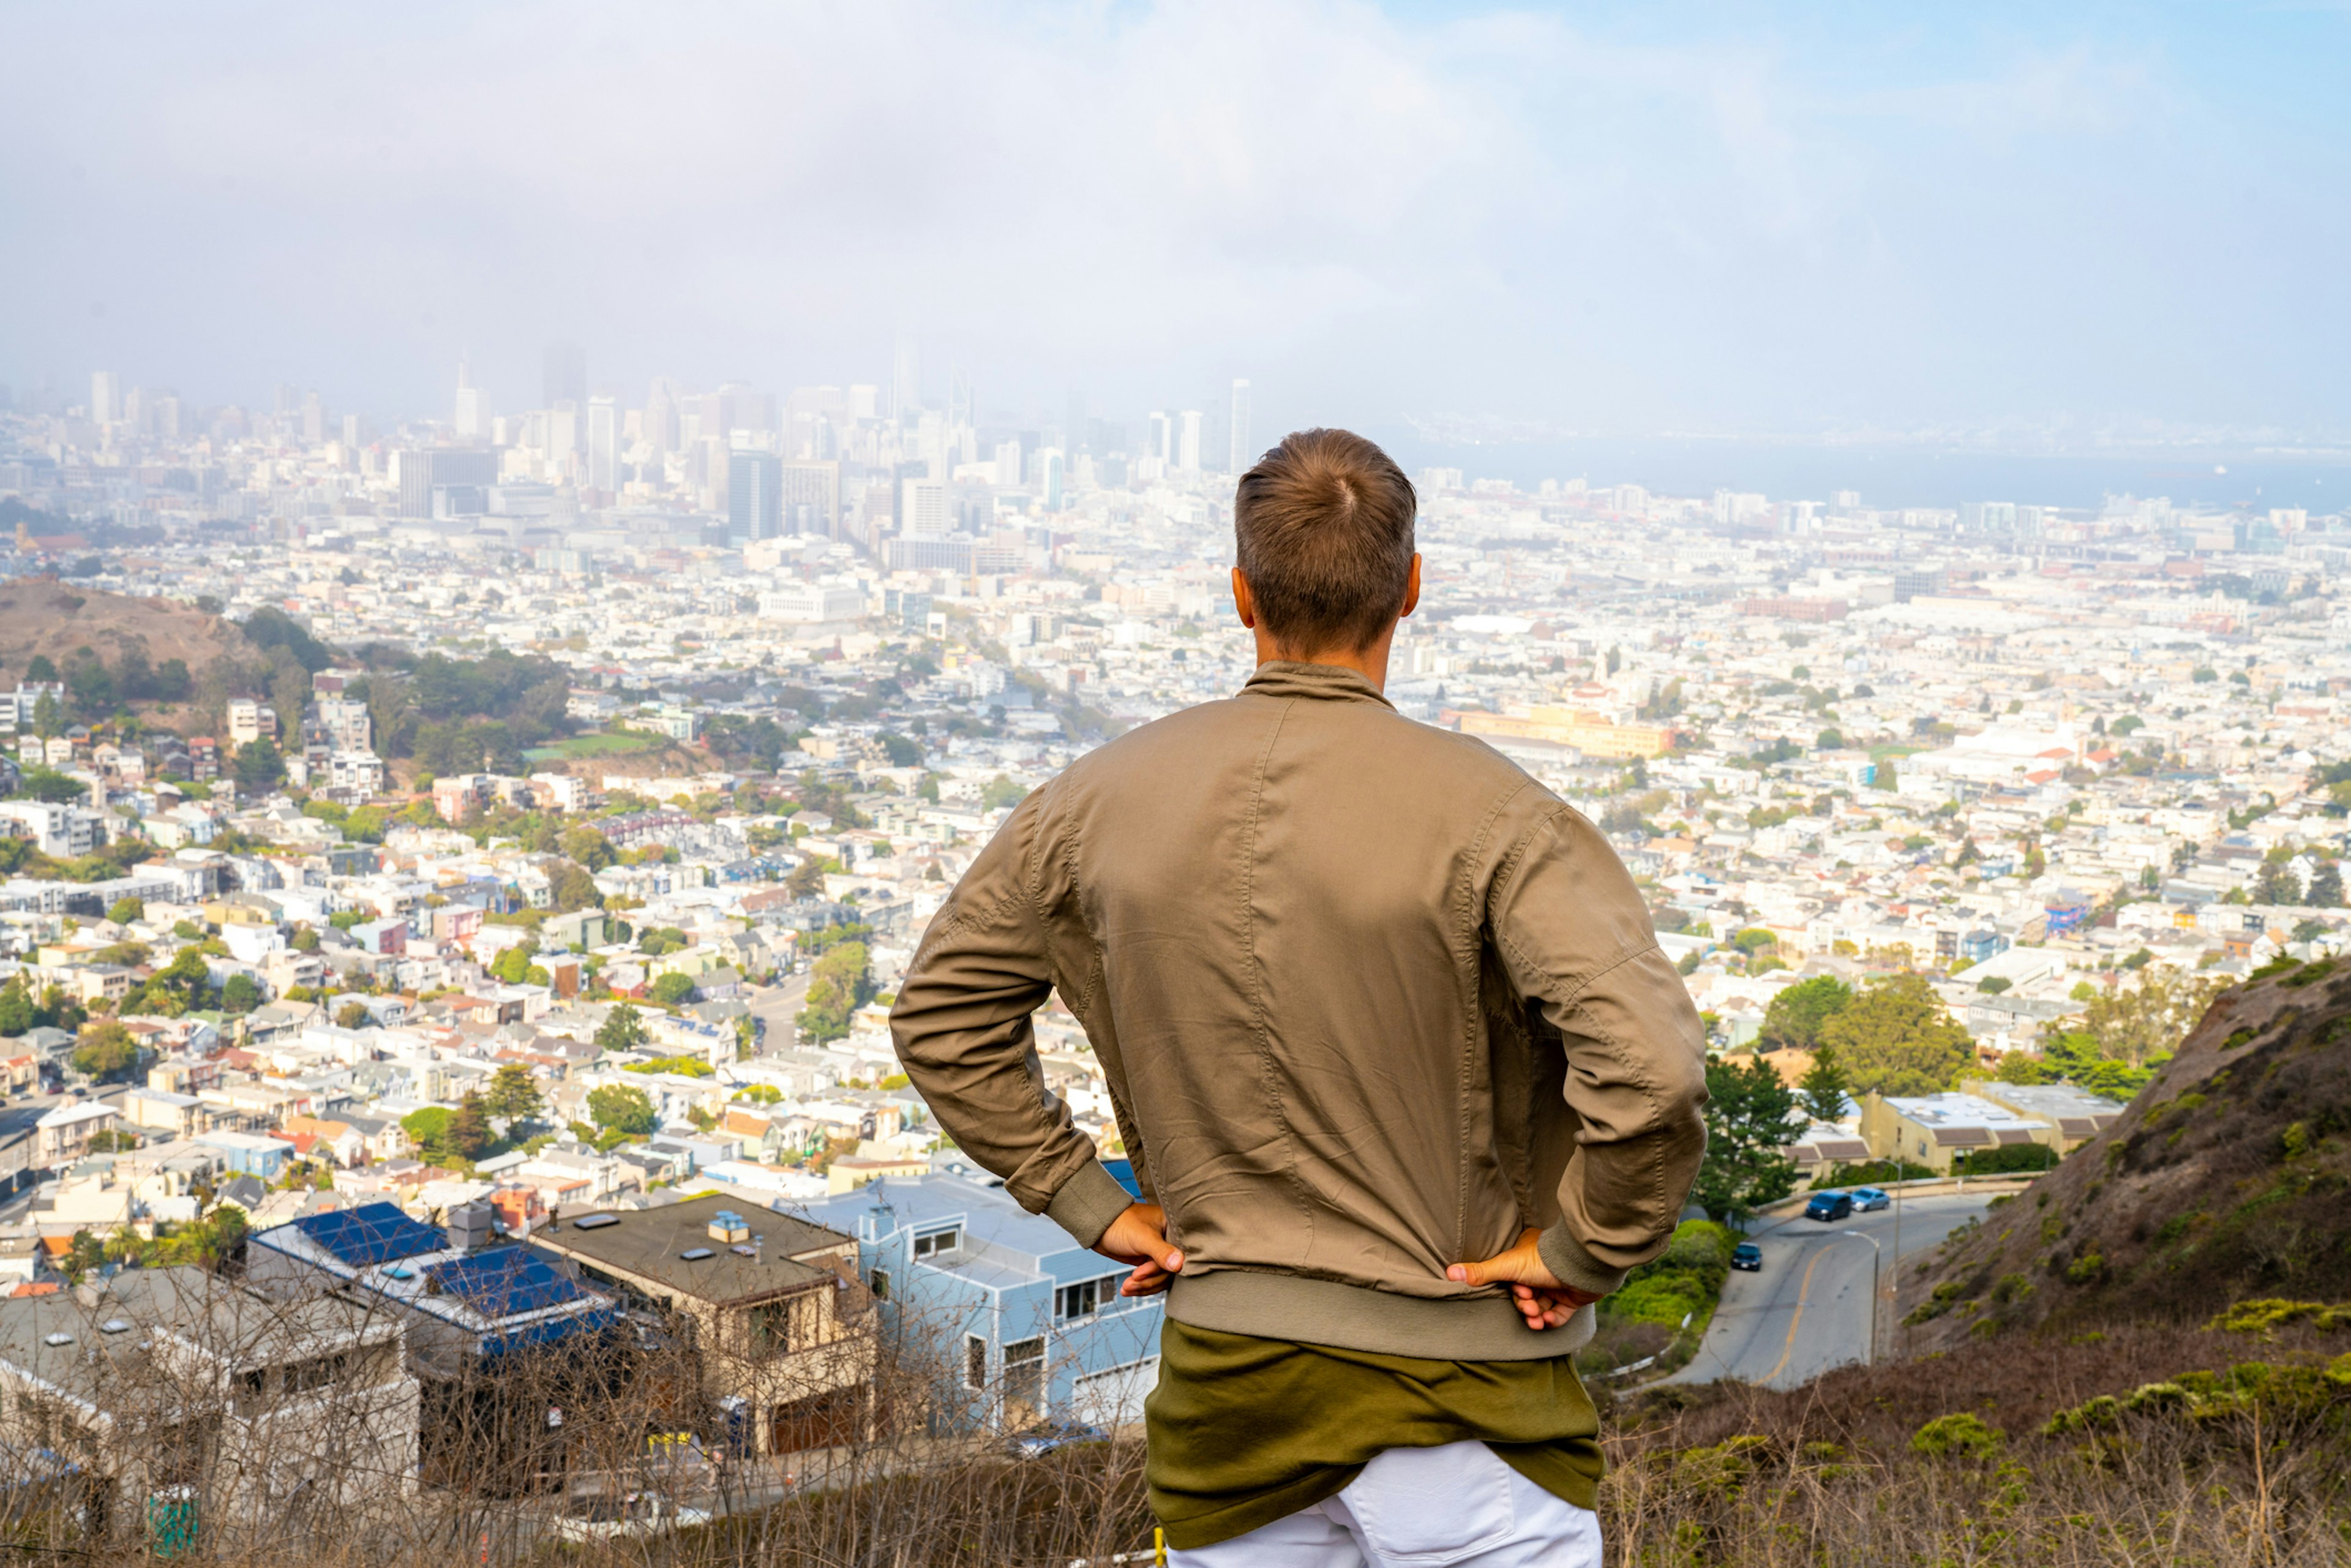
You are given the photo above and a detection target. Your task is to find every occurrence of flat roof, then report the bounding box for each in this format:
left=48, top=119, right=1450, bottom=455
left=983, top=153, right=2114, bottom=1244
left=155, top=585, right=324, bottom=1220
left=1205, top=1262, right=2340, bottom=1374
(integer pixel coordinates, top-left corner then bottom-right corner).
left=536, top=1193, right=852, bottom=1305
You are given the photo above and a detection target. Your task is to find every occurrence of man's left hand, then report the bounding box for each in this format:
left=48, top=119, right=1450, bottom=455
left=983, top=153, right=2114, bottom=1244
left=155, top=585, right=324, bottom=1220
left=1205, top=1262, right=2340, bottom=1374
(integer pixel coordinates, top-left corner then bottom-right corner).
left=1447, top=1226, right=1602, bottom=1330
left=1097, top=1202, right=1185, bottom=1297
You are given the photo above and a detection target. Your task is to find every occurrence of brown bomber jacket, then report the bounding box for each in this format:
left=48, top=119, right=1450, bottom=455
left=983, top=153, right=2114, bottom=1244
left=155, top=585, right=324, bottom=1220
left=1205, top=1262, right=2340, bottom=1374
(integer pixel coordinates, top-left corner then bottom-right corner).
left=890, top=661, right=1709, bottom=1359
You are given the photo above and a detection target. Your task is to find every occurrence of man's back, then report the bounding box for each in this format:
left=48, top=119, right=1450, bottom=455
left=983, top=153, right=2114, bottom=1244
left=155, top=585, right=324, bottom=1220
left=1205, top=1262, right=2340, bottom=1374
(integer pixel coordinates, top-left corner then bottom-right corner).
left=893, top=659, right=1704, bottom=1358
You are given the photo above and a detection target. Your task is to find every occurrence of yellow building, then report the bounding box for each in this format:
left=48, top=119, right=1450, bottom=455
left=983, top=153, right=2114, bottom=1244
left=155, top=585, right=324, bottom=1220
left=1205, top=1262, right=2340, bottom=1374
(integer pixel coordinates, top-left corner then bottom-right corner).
left=1455, top=706, right=1676, bottom=759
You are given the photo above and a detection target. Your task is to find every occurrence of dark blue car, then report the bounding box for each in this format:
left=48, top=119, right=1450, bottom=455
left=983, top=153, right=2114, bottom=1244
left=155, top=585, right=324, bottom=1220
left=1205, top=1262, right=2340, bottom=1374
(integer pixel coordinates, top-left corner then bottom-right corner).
left=1805, top=1191, right=1853, bottom=1221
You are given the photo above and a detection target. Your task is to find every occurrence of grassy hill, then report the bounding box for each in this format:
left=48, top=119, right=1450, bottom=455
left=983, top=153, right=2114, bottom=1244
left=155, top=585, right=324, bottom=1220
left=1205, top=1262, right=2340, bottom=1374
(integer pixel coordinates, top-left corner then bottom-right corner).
left=1899, top=956, right=2351, bottom=1348
left=0, top=577, right=244, bottom=691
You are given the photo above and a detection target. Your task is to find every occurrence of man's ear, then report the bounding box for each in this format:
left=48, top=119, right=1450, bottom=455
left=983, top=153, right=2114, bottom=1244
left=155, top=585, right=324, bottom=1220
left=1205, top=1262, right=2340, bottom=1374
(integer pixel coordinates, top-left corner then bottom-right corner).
left=1399, top=554, right=1422, bottom=621
left=1231, top=566, right=1258, bottom=630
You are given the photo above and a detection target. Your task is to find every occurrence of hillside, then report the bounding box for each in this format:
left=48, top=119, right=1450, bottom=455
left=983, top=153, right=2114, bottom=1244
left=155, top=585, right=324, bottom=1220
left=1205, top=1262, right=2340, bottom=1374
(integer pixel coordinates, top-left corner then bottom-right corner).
left=1900, top=956, right=2351, bottom=1348
left=0, top=576, right=245, bottom=688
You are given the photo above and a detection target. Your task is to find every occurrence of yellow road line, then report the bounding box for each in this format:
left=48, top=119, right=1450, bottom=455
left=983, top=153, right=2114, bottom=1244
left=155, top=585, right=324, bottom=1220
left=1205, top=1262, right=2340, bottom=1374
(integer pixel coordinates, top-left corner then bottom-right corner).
left=1763, top=1245, right=1829, bottom=1385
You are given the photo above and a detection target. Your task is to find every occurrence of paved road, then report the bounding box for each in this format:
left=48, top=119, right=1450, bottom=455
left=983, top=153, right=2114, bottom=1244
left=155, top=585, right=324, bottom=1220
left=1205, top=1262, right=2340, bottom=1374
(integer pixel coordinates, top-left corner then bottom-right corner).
left=1668, top=1193, right=1992, bottom=1389
left=743, top=974, right=811, bottom=1057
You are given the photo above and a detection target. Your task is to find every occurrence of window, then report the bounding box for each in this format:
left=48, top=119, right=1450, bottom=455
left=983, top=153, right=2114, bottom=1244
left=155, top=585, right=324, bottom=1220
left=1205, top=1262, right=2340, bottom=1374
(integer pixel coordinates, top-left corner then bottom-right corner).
left=1056, top=1274, right=1127, bottom=1321
left=913, top=1227, right=961, bottom=1260
left=964, top=1335, right=988, bottom=1391
left=868, top=1267, right=890, bottom=1301
left=1003, top=1337, right=1045, bottom=1416
left=749, top=1299, right=795, bottom=1353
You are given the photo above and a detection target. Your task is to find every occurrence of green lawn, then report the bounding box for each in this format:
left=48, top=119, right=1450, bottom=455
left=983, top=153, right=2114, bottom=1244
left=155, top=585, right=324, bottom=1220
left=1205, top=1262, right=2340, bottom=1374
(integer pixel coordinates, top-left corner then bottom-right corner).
left=525, top=731, right=660, bottom=761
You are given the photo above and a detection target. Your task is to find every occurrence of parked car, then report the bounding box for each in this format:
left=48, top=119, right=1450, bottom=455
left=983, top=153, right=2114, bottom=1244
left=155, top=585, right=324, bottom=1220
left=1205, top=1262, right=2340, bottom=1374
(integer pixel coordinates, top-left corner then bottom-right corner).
left=1851, top=1187, right=1891, bottom=1212
left=1805, top=1191, right=1854, bottom=1222
left=1004, top=1421, right=1108, bottom=1460
left=551, top=1493, right=712, bottom=1543
left=1730, top=1242, right=1763, bottom=1272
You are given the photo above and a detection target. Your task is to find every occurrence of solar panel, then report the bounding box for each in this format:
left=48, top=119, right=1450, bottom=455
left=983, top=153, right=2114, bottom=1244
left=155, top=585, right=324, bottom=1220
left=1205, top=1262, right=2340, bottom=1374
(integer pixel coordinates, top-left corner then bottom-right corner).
left=571, top=1214, right=620, bottom=1231
left=427, top=1248, right=588, bottom=1319
left=291, top=1201, right=446, bottom=1268
left=680, top=1248, right=714, bottom=1261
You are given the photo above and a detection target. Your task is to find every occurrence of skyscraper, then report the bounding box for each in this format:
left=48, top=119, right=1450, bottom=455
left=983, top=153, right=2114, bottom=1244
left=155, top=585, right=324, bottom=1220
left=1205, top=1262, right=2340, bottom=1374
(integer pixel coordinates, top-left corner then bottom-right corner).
left=1147, top=411, right=1172, bottom=465
left=452, top=360, right=486, bottom=438
left=900, top=477, right=948, bottom=538
left=587, top=394, right=618, bottom=493
left=891, top=332, right=920, bottom=421
left=728, top=450, right=781, bottom=542
left=1228, top=378, right=1253, bottom=473
left=89, top=370, right=120, bottom=426
left=643, top=379, right=678, bottom=456
left=1177, top=410, right=1202, bottom=473
left=543, top=342, right=587, bottom=409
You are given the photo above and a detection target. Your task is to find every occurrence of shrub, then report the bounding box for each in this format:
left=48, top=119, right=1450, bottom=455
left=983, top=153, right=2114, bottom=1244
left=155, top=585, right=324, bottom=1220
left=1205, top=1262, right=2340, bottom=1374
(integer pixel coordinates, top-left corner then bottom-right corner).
left=1910, top=1412, right=2004, bottom=1460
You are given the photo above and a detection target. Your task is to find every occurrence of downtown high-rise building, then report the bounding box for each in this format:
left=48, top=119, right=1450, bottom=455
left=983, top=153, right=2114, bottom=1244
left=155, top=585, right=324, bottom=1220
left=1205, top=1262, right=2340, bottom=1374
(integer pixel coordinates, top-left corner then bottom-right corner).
left=891, top=332, right=920, bottom=420
left=1228, top=378, right=1253, bottom=472
left=1177, top=410, right=1202, bottom=472
left=728, top=449, right=781, bottom=542
left=542, top=342, right=587, bottom=409
left=587, top=394, right=618, bottom=492
left=452, top=361, right=486, bottom=438
left=89, top=370, right=120, bottom=426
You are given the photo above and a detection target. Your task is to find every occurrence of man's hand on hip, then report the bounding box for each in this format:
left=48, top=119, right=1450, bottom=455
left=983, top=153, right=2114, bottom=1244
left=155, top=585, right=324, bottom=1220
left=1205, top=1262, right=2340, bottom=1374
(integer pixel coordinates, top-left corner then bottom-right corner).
left=1096, top=1202, right=1185, bottom=1297
left=1447, top=1226, right=1602, bottom=1330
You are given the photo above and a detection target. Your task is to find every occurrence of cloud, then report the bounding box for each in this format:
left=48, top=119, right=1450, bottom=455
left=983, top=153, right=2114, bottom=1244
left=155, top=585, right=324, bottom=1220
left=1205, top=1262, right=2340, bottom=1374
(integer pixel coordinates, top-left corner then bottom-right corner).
left=1, top=1, right=2343, bottom=433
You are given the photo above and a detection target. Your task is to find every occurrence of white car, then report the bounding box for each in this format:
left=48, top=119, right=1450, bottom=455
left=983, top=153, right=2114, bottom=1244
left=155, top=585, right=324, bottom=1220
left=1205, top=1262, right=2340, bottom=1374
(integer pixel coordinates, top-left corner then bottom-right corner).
left=551, top=1493, right=713, bottom=1543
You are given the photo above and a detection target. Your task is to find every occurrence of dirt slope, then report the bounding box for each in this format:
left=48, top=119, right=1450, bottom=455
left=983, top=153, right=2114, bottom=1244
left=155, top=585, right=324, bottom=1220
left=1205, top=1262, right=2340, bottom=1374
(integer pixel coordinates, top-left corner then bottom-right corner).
left=0, top=577, right=245, bottom=685
left=1901, top=958, right=2351, bottom=1348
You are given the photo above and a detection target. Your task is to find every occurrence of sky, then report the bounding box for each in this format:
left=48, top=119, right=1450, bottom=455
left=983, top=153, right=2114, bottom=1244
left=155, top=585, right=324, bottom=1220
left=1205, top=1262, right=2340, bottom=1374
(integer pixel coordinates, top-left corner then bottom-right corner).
left=5, top=1, right=2347, bottom=443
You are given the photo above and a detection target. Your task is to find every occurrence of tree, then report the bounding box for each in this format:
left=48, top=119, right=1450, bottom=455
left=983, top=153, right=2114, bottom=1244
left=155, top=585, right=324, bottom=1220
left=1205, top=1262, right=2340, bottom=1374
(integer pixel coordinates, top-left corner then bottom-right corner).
left=490, top=941, right=539, bottom=985
left=334, top=1000, right=373, bottom=1029
left=587, top=1083, right=657, bottom=1136
left=549, top=861, right=602, bottom=913
left=106, top=896, right=144, bottom=926
left=1817, top=974, right=1976, bottom=1097
left=290, top=925, right=321, bottom=953
left=0, top=981, right=31, bottom=1036
left=1797, top=1044, right=1853, bottom=1123
left=1873, top=756, right=1897, bottom=792
left=648, top=972, right=697, bottom=1007
left=879, top=732, right=921, bottom=767
left=1976, top=975, right=2012, bottom=994
left=560, top=825, right=615, bottom=871
left=446, top=1092, right=493, bottom=1160
left=234, top=737, right=285, bottom=792
left=31, top=690, right=64, bottom=739
left=2253, top=858, right=2303, bottom=907
left=2310, top=862, right=2344, bottom=909
left=980, top=775, right=1027, bottom=811
left=1690, top=1055, right=1802, bottom=1225
left=795, top=940, right=872, bottom=1044
left=400, top=1106, right=454, bottom=1160
left=220, top=972, right=262, bottom=1014
left=483, top=1063, right=544, bottom=1123
left=594, top=1001, right=649, bottom=1054
left=2080, top=973, right=2222, bottom=1070
left=70, top=1021, right=141, bottom=1082
left=1761, top=975, right=1851, bottom=1052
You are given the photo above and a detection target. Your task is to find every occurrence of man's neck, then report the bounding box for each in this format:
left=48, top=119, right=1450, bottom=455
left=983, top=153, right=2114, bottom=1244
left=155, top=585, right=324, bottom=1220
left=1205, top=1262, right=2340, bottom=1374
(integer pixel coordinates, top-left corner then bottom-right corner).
left=1250, top=626, right=1398, bottom=694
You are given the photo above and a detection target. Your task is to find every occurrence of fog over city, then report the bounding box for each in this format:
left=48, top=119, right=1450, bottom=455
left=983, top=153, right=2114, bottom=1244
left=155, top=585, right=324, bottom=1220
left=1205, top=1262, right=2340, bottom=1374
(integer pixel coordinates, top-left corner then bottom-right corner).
left=9, top=1, right=2351, bottom=439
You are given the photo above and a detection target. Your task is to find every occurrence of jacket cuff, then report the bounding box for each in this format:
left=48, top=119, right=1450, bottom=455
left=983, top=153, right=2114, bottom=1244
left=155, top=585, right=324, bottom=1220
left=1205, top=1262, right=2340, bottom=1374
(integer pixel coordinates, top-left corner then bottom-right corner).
left=1042, top=1159, right=1134, bottom=1250
left=1537, top=1220, right=1631, bottom=1299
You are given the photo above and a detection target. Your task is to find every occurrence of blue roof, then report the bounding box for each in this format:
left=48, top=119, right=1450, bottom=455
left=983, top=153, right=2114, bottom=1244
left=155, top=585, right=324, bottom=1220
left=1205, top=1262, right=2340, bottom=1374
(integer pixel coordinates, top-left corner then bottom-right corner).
left=480, top=1305, right=619, bottom=1358
left=428, top=1247, right=588, bottom=1319
left=1101, top=1158, right=1142, bottom=1201
left=290, top=1201, right=446, bottom=1268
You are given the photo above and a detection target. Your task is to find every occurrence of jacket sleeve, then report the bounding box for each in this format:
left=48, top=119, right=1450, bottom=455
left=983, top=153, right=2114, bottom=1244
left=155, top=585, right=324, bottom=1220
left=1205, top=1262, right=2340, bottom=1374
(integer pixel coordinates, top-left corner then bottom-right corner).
left=1489, top=803, right=1709, bottom=1298
left=888, top=790, right=1134, bottom=1249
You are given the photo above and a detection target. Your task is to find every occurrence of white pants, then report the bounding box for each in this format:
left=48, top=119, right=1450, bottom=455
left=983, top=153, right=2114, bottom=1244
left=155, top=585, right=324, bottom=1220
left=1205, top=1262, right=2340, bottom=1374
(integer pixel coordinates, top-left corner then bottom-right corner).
left=1169, top=1440, right=1602, bottom=1568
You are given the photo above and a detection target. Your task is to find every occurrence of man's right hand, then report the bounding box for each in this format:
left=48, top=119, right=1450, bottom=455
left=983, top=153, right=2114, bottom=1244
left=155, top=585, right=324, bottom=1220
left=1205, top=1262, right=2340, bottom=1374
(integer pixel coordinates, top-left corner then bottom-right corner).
left=1096, top=1202, right=1185, bottom=1297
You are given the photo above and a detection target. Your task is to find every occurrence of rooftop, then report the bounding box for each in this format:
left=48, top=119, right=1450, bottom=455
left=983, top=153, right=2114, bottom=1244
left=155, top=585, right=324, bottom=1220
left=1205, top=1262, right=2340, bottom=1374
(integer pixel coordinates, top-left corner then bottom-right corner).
left=538, top=1193, right=852, bottom=1304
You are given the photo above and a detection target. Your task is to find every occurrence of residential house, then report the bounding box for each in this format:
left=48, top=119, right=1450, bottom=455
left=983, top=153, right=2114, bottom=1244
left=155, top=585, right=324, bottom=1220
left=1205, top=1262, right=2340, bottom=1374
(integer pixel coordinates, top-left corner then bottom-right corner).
left=531, top=1195, right=875, bottom=1455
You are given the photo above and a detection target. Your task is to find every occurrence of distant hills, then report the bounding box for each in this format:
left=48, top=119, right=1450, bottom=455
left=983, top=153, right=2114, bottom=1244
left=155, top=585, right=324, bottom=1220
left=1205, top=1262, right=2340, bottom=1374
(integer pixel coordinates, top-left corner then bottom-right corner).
left=0, top=577, right=245, bottom=694
left=1901, top=956, right=2351, bottom=1346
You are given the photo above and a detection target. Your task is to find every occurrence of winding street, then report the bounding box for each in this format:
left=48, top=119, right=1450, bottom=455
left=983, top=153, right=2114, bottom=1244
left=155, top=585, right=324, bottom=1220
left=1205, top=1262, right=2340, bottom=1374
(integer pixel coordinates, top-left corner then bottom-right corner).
left=1668, top=1192, right=1997, bottom=1389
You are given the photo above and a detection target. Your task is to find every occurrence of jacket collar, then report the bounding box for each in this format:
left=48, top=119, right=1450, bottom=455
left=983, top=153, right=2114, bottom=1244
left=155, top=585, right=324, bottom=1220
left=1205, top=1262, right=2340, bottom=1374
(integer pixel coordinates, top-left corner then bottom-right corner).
left=1240, top=661, right=1397, bottom=711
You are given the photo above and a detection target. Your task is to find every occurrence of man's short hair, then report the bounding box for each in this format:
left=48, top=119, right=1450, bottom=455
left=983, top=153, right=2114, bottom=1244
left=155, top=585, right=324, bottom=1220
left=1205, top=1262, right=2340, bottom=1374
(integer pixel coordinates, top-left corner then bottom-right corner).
left=1234, top=429, right=1417, bottom=654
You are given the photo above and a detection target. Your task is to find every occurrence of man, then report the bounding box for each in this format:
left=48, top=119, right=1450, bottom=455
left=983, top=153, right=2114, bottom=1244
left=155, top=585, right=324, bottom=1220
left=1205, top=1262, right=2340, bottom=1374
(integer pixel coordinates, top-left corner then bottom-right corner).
left=892, top=429, right=1708, bottom=1565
